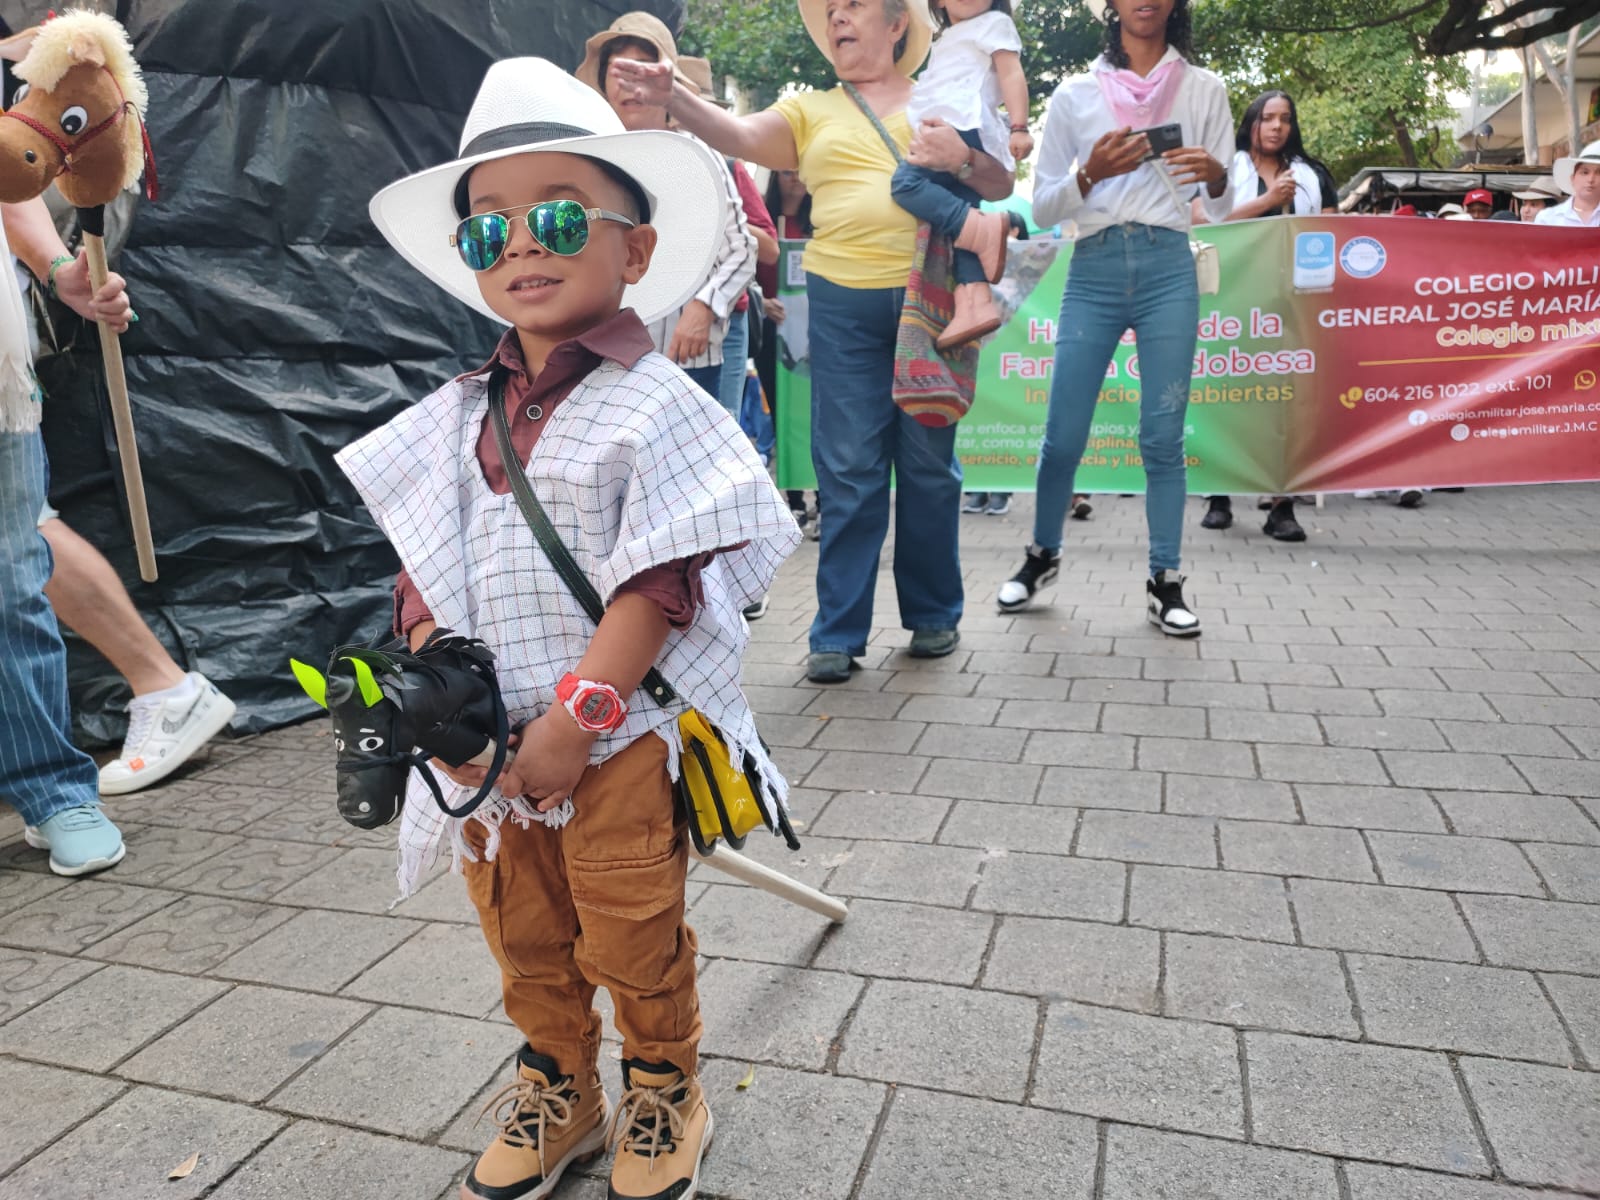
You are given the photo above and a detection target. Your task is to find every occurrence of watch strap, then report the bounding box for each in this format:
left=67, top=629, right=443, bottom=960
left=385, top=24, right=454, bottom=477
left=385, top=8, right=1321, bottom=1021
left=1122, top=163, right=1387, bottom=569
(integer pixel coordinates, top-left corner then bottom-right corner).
left=487, top=369, right=679, bottom=710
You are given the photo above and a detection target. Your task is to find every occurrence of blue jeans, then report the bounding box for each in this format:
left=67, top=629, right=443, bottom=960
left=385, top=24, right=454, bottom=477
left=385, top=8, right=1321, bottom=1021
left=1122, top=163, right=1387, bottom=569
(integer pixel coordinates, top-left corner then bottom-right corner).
left=0, top=430, right=100, bottom=826
left=807, top=273, right=964, bottom=655
left=715, top=306, right=750, bottom=418
left=684, top=362, right=722, bottom=401
left=889, top=127, right=987, bottom=286
left=1033, top=224, right=1198, bottom=575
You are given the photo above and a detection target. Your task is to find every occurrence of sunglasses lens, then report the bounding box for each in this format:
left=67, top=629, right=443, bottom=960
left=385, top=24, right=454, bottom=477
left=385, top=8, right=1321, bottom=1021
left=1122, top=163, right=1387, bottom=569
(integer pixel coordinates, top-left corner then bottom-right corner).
left=456, top=213, right=509, bottom=271
left=530, top=199, right=590, bottom=256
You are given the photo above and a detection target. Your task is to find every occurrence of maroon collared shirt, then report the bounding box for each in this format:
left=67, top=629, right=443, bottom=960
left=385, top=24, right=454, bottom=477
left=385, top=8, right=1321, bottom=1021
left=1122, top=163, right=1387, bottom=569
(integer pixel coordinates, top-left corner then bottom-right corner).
left=394, top=309, right=726, bottom=635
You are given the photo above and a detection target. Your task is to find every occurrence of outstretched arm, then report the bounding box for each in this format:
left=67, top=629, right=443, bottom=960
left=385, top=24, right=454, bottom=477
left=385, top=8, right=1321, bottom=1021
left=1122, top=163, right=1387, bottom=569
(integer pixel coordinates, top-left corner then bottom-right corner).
left=609, top=58, right=799, bottom=170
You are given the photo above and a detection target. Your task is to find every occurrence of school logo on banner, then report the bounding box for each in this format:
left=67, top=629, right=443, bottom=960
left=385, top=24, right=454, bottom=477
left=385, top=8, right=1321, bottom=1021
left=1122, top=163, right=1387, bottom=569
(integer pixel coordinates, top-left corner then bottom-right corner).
left=1340, top=236, right=1387, bottom=279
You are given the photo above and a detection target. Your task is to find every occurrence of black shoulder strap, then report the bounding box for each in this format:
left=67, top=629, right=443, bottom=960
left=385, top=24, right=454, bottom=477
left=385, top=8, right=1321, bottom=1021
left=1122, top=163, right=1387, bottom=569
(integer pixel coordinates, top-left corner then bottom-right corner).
left=485, top=370, right=679, bottom=710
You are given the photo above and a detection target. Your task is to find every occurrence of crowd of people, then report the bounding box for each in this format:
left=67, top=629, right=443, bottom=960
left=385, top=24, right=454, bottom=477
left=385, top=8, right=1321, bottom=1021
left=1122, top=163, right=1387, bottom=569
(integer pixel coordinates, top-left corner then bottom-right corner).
left=3, top=2, right=1598, bottom=1198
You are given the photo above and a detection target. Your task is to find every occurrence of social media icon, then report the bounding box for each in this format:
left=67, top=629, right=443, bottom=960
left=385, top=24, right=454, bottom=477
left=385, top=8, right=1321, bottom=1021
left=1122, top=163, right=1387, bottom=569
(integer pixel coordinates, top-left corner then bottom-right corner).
left=1408, top=410, right=1428, bottom=427
left=1577, top=369, right=1596, bottom=391
left=1339, top=387, right=1362, bottom=409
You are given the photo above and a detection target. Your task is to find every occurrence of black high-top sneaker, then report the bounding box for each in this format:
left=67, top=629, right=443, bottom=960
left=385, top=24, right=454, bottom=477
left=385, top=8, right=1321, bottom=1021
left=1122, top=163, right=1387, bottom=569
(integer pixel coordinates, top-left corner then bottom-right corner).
left=997, top=543, right=1061, bottom=612
left=1262, top=499, right=1306, bottom=542
left=1200, top=495, right=1232, bottom=529
left=1147, top=571, right=1201, bottom=638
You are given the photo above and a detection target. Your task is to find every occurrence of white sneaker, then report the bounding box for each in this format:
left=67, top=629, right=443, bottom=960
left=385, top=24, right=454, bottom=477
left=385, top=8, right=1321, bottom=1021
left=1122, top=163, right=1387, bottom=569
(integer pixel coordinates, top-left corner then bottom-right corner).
left=99, top=673, right=236, bottom=795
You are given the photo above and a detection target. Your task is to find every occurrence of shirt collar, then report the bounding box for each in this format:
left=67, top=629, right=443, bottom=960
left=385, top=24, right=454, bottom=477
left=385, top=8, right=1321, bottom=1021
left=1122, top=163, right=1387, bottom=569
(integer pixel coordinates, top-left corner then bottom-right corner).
left=470, top=308, right=655, bottom=380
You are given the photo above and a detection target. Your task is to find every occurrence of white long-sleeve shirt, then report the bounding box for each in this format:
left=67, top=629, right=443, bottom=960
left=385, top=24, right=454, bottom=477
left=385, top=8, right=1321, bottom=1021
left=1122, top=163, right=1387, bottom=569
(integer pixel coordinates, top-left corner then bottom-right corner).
left=644, top=131, right=757, bottom=369
left=1032, top=48, right=1234, bottom=237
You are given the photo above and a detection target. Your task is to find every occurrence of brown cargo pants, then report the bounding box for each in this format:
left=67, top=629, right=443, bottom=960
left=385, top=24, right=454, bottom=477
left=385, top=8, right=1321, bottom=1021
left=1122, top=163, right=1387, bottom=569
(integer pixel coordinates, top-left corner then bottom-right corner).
left=462, top=732, right=701, bottom=1078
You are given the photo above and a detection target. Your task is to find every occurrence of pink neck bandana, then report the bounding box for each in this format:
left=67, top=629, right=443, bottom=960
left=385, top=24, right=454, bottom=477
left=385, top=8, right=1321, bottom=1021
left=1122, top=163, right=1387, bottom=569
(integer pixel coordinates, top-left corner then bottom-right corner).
left=1095, top=56, right=1187, bottom=129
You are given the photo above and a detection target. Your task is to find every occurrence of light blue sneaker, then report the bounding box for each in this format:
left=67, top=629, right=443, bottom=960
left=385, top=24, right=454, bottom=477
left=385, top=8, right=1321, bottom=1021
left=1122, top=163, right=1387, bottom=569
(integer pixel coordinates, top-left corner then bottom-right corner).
left=24, top=806, right=126, bottom=877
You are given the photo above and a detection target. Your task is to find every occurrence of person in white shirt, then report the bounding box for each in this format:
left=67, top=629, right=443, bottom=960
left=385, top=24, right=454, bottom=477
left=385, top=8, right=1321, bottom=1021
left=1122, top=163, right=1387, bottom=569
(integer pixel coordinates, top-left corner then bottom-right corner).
left=1536, top=141, right=1600, bottom=229
left=996, top=0, right=1231, bottom=638
left=889, top=0, right=1030, bottom=347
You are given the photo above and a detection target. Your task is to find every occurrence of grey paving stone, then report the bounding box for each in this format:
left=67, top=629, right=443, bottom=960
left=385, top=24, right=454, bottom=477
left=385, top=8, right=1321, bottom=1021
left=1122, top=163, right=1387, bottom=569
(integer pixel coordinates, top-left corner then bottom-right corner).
left=1, top=880, right=181, bottom=953
left=87, top=894, right=296, bottom=975
left=1033, top=1001, right=1243, bottom=1137
left=826, top=839, right=982, bottom=906
left=698, top=1059, right=885, bottom=1200
left=1344, top=1162, right=1593, bottom=1200
left=913, top=722, right=1028, bottom=763
left=836, top=978, right=1036, bottom=1101
left=1165, top=774, right=1297, bottom=821
left=1076, top=810, right=1217, bottom=868
left=1296, top=784, right=1445, bottom=832
left=983, top=916, right=1159, bottom=1011
left=812, top=898, right=993, bottom=984
left=688, top=884, right=834, bottom=966
left=390, top=869, right=479, bottom=924
left=1039, top=765, right=1162, bottom=812
left=118, top=984, right=371, bottom=1101
left=1137, top=737, right=1259, bottom=779
left=811, top=717, right=925, bottom=754
left=1246, top=1031, right=1487, bottom=1173
left=1375, top=689, right=1500, bottom=721
left=214, top=908, right=424, bottom=992
left=899, top=693, right=1000, bottom=724
left=936, top=799, right=1078, bottom=854
left=1220, top=820, right=1375, bottom=882
left=1024, top=730, right=1138, bottom=769
left=1437, top=720, right=1579, bottom=758
left=340, top=921, right=502, bottom=1016
left=916, top=757, right=1043, bottom=803
left=1291, top=879, right=1478, bottom=961
left=1165, top=933, right=1358, bottom=1036
left=0, top=947, right=101, bottom=1025
left=1322, top=716, right=1447, bottom=751
left=979, top=673, right=1074, bottom=701
left=1102, top=703, right=1208, bottom=739
left=1270, top=684, right=1383, bottom=716
left=1258, top=744, right=1387, bottom=785
left=807, top=791, right=950, bottom=842
left=1168, top=681, right=1270, bottom=710
left=0, top=1085, right=284, bottom=1200
left=700, top=833, right=854, bottom=893
left=0, top=1057, right=124, bottom=1175
left=272, top=1006, right=513, bottom=1139
left=857, top=1086, right=1097, bottom=1200
left=1458, top=1056, right=1600, bottom=1191
left=1487, top=692, right=1600, bottom=726
left=160, top=837, right=345, bottom=901
left=1100, top=1124, right=1340, bottom=1200
left=1433, top=792, right=1600, bottom=845
left=1237, top=661, right=1338, bottom=686
left=1141, top=656, right=1238, bottom=681
left=1513, top=756, right=1600, bottom=798
left=270, top=846, right=431, bottom=913
left=207, top=1119, right=470, bottom=1200
left=1383, top=751, right=1530, bottom=793
left=696, top=960, right=862, bottom=1069
left=0, top=964, right=226, bottom=1072
left=994, top=698, right=1101, bottom=732
left=1066, top=675, right=1161, bottom=703
left=95, top=824, right=249, bottom=889
left=1208, top=708, right=1325, bottom=745
left=1459, top=894, right=1600, bottom=974
left=1542, top=972, right=1600, bottom=1065
left=804, top=749, right=929, bottom=793
left=1367, top=831, right=1545, bottom=896
left=0, top=867, right=66, bottom=917
left=1130, top=863, right=1295, bottom=942
left=971, top=851, right=1125, bottom=920
left=1437, top=670, right=1551, bottom=696
left=1347, top=954, right=1571, bottom=1064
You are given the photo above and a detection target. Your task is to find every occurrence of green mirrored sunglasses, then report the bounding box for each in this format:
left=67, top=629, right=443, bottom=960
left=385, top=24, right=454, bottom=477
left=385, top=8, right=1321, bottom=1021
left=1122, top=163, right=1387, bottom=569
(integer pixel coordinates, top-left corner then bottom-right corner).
left=449, top=198, right=636, bottom=271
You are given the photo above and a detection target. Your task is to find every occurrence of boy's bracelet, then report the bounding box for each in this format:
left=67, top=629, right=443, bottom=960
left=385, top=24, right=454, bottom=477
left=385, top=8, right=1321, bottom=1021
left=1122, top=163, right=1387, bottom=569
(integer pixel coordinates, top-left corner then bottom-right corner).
left=46, top=253, right=74, bottom=299
left=1010, top=123, right=1029, bottom=132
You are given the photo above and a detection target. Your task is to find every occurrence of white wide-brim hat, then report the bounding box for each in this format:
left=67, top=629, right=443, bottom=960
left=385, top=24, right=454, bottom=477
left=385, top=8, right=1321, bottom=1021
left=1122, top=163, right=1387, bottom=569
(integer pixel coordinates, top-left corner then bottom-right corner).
left=1553, top=140, right=1600, bottom=194
left=368, top=57, right=728, bottom=326
left=1512, top=176, right=1562, bottom=201
left=797, top=0, right=932, bottom=77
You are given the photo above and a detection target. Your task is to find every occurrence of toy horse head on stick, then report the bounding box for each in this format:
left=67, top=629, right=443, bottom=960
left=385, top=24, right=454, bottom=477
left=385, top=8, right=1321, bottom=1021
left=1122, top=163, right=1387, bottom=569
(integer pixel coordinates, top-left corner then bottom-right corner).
left=0, top=9, right=157, bottom=207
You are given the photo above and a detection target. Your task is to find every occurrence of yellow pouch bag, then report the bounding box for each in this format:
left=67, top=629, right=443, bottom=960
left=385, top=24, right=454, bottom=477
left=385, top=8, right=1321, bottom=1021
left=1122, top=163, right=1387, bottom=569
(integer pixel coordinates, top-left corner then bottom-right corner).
left=676, top=709, right=793, bottom=855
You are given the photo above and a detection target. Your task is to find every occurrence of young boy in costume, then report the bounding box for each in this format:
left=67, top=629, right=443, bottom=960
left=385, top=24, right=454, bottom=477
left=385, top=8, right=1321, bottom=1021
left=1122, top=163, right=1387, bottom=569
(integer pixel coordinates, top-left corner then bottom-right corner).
left=336, top=58, right=800, bottom=1200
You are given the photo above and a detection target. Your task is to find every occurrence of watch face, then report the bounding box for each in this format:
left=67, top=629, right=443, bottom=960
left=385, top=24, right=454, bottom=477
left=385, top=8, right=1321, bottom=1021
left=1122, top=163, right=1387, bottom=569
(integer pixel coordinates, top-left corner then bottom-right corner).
left=577, top=689, right=621, bottom=728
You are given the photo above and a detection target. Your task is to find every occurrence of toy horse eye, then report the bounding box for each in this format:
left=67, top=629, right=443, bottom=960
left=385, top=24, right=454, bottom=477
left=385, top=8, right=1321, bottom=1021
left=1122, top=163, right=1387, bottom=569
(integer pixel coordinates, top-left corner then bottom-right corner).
left=11, top=84, right=28, bottom=104
left=59, top=106, right=88, bottom=136
left=358, top=735, right=385, bottom=752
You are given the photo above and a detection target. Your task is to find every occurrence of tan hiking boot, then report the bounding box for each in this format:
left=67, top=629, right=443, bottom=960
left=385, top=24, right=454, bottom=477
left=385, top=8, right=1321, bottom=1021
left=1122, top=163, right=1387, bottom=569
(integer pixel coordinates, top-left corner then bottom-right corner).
left=461, top=1047, right=608, bottom=1200
left=937, top=282, right=1002, bottom=350
left=953, top=209, right=1008, bottom=283
left=606, top=1059, right=713, bottom=1200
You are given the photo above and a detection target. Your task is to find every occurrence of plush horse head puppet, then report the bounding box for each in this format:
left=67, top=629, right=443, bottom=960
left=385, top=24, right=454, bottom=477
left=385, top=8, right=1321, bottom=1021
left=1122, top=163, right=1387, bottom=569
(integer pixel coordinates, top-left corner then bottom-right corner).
left=0, top=9, right=156, bottom=207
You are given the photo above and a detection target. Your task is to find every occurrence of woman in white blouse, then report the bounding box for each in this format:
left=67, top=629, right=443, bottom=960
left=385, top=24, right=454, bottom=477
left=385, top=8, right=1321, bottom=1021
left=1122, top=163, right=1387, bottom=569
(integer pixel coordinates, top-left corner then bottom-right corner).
left=996, top=0, right=1231, bottom=638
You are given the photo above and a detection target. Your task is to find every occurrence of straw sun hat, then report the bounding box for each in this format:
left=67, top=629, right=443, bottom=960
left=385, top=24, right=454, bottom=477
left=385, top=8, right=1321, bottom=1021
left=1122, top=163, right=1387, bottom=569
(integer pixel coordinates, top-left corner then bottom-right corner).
left=575, top=11, right=691, bottom=93
left=368, top=57, right=727, bottom=326
left=796, top=0, right=933, bottom=77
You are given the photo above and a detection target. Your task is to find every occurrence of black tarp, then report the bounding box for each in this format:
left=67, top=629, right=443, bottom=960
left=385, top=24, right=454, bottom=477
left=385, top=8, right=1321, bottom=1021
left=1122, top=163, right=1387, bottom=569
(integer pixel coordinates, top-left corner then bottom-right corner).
left=5, top=0, right=684, bottom=743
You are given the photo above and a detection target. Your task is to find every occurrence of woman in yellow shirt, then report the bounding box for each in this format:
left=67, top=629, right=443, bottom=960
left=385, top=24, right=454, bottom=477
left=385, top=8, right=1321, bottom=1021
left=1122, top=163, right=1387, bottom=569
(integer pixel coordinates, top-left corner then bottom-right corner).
left=612, top=0, right=1013, bottom=683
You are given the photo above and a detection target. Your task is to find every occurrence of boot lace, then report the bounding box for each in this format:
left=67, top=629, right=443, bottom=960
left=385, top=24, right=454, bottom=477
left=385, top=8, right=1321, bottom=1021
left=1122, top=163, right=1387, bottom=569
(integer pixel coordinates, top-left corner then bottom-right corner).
left=479, top=1077, right=574, bottom=1177
left=606, top=1080, right=688, bottom=1166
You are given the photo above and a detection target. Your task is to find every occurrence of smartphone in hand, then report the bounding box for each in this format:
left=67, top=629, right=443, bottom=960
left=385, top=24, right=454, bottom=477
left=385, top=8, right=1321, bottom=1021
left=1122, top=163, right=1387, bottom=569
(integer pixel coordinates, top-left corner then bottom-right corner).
left=1131, top=123, right=1183, bottom=159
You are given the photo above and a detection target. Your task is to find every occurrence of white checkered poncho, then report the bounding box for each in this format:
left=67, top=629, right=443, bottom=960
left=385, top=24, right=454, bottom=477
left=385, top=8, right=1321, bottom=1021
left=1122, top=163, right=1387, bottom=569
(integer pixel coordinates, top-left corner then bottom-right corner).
left=336, top=352, right=802, bottom=897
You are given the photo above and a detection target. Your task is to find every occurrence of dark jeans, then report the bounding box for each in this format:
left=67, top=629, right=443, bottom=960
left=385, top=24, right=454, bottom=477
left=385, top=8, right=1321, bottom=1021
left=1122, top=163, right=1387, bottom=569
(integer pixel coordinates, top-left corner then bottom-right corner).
left=890, top=127, right=987, bottom=286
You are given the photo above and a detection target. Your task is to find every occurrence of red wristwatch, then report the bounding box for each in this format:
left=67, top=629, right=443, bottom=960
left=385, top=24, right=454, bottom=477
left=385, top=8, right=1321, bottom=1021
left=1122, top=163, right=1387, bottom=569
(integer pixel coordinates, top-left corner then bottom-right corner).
left=555, top=674, right=628, bottom=733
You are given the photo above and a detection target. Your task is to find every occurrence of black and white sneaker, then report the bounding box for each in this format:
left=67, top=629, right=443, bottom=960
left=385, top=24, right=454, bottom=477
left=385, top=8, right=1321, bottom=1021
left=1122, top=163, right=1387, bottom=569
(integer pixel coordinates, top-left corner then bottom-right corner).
left=997, top=544, right=1061, bottom=612
left=1147, top=571, right=1201, bottom=638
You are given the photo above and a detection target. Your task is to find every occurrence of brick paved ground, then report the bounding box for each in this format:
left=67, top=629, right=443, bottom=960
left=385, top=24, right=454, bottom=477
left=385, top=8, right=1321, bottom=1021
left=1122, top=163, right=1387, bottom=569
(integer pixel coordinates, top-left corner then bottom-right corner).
left=2, top=484, right=1598, bottom=1200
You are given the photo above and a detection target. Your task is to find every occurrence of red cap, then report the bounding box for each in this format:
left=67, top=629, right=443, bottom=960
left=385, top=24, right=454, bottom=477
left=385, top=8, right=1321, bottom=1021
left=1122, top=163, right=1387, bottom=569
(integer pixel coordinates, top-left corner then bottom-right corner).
left=1392, top=204, right=1417, bottom=216
left=1464, top=188, right=1493, bottom=207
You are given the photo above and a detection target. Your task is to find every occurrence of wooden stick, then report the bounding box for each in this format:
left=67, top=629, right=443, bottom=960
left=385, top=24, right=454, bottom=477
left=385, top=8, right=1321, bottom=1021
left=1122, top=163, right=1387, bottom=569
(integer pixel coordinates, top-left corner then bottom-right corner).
left=689, top=843, right=849, bottom=924
left=81, top=229, right=157, bottom=582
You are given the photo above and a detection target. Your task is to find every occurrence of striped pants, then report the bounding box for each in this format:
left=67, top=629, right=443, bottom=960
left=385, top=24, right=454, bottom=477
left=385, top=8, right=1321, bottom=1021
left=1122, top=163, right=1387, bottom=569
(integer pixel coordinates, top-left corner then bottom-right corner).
left=0, top=430, right=99, bottom=826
